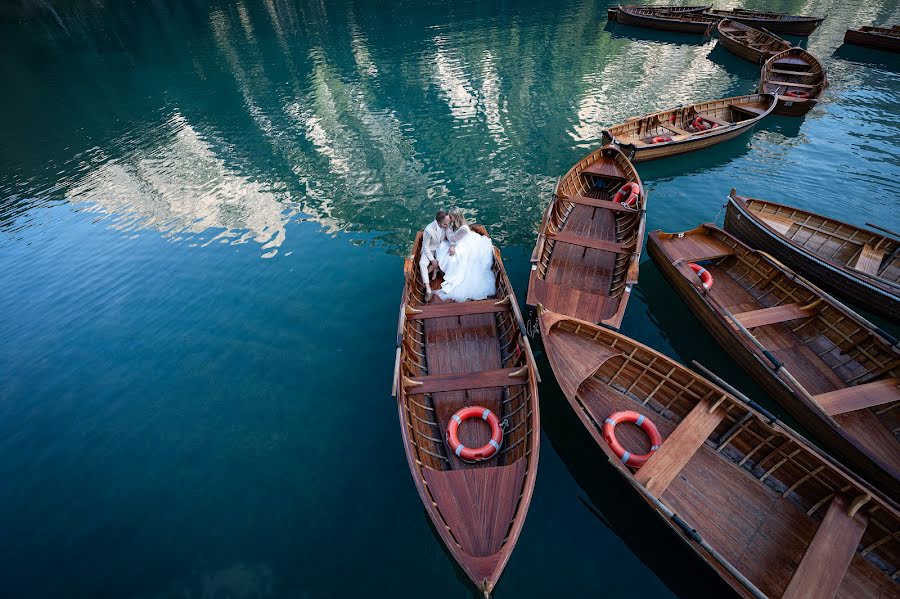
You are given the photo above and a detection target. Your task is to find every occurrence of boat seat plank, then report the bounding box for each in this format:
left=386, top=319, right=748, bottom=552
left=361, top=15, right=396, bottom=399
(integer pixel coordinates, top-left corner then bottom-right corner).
left=581, top=156, right=625, bottom=178
left=782, top=495, right=868, bottom=599
left=634, top=397, right=726, bottom=496
left=813, top=378, right=900, bottom=416
left=756, top=211, right=795, bottom=234
left=694, top=112, right=732, bottom=127
left=548, top=230, right=632, bottom=254
left=406, top=367, right=528, bottom=395
left=530, top=278, right=616, bottom=326
left=768, top=68, right=815, bottom=76
left=561, top=194, right=638, bottom=213
left=851, top=242, right=885, bottom=275
left=658, top=122, right=690, bottom=136
left=408, top=298, right=507, bottom=320
left=731, top=303, right=814, bottom=329
left=730, top=103, right=766, bottom=116
left=767, top=80, right=819, bottom=89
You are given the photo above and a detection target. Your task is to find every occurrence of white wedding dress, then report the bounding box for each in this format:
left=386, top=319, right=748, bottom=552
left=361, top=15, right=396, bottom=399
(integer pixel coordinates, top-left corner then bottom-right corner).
left=435, top=225, right=496, bottom=302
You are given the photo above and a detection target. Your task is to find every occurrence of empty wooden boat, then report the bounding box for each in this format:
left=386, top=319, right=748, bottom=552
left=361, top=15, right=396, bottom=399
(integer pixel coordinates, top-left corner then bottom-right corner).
left=393, top=225, right=540, bottom=597
left=647, top=223, right=900, bottom=498
left=716, top=19, right=791, bottom=63
left=527, top=145, right=646, bottom=329
left=760, top=48, right=828, bottom=116
left=844, top=25, right=900, bottom=53
left=615, top=5, right=718, bottom=34
left=601, top=94, right=776, bottom=162
left=608, top=4, right=710, bottom=22
left=539, top=307, right=900, bottom=599
left=704, top=9, right=825, bottom=36
left=725, top=190, right=899, bottom=322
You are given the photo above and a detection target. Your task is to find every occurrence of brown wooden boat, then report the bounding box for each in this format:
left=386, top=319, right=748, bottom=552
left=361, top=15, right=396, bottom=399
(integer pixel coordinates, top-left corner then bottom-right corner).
left=616, top=5, right=718, bottom=35
left=844, top=25, right=900, bottom=53
left=539, top=307, right=900, bottom=599
left=601, top=94, right=776, bottom=162
left=725, top=190, right=899, bottom=322
left=526, top=146, right=646, bottom=329
left=716, top=19, right=791, bottom=64
left=608, top=4, right=710, bottom=22
left=393, top=225, right=540, bottom=597
left=647, top=223, right=900, bottom=498
left=704, top=9, right=825, bottom=36
left=759, top=48, right=828, bottom=116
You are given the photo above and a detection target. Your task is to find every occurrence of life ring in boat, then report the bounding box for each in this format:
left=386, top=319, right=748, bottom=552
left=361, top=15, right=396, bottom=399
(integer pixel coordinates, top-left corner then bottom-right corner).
left=784, top=90, right=810, bottom=99
left=651, top=135, right=672, bottom=144
left=602, top=410, right=662, bottom=468
left=689, top=262, right=713, bottom=290
left=690, top=116, right=719, bottom=132
left=613, top=182, right=641, bottom=208
left=446, top=406, right=503, bottom=462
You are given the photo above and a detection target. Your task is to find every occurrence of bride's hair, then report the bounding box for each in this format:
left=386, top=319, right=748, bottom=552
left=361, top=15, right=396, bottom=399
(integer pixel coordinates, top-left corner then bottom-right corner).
left=448, top=208, right=469, bottom=231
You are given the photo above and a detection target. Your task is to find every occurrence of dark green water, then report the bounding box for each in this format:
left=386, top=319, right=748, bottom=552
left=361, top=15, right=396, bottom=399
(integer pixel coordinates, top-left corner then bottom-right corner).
left=1, top=0, right=899, bottom=597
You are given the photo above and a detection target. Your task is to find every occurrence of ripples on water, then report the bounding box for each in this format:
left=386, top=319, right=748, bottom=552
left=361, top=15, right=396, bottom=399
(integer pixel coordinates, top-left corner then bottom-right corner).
left=1, top=0, right=899, bottom=597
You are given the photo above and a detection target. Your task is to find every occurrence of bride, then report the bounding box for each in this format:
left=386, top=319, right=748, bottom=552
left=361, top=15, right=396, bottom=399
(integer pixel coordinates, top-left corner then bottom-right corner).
left=436, top=208, right=496, bottom=302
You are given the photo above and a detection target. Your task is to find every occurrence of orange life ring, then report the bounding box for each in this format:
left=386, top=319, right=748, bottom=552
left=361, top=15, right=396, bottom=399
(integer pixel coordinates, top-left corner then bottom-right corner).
left=688, top=262, right=713, bottom=290
left=447, top=406, right=503, bottom=462
left=613, top=182, right=641, bottom=207
left=602, top=411, right=662, bottom=468
left=785, top=90, right=810, bottom=99
left=651, top=135, right=672, bottom=144
left=690, top=116, right=718, bottom=131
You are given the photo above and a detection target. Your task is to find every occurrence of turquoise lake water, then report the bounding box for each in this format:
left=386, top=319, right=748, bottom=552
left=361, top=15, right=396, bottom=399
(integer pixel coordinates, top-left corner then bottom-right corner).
left=1, top=0, right=899, bottom=597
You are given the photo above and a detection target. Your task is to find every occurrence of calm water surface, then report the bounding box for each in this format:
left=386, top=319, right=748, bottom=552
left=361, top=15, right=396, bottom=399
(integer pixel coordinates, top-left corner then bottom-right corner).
left=2, top=0, right=899, bottom=597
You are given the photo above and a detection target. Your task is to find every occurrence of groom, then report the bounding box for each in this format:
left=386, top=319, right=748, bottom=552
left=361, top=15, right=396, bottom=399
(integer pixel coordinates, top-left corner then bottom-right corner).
left=420, top=210, right=451, bottom=302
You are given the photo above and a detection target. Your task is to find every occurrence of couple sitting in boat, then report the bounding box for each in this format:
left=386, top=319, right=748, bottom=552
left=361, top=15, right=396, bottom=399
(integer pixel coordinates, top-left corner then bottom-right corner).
left=419, top=208, right=495, bottom=303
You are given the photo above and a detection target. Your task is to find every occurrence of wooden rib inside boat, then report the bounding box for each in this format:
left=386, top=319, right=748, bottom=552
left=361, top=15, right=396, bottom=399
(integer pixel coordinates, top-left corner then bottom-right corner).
left=601, top=94, right=776, bottom=162
left=539, top=307, right=900, bottom=599
left=526, top=145, right=645, bottom=329
left=615, top=5, right=718, bottom=35
left=844, top=25, right=900, bottom=53
left=608, top=4, right=710, bottom=22
left=704, top=8, right=825, bottom=36
left=394, top=225, right=540, bottom=596
left=647, top=223, right=900, bottom=498
left=716, top=19, right=791, bottom=64
left=760, top=48, right=828, bottom=117
left=725, top=190, right=899, bottom=322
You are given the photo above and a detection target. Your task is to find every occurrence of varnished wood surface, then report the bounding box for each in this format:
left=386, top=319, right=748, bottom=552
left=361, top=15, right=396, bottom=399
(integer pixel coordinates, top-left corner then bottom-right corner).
left=616, top=5, right=717, bottom=34
left=760, top=49, right=828, bottom=116
left=844, top=26, right=900, bottom=53
left=814, top=378, right=900, bottom=416
left=717, top=19, right=790, bottom=64
left=407, top=298, right=507, bottom=320
left=648, top=224, right=900, bottom=499
left=704, top=8, right=825, bottom=36
left=539, top=310, right=900, bottom=599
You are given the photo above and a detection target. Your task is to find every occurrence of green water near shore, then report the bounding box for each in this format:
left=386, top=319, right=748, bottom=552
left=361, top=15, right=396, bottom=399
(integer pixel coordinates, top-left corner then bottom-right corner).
left=1, top=0, right=898, bottom=596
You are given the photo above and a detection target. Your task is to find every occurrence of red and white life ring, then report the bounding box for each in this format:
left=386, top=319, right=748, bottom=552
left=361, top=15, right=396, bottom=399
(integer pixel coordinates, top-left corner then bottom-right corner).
left=785, top=90, right=810, bottom=99
left=447, top=406, right=503, bottom=462
left=612, top=182, right=641, bottom=208
left=602, top=410, right=662, bottom=468
left=688, top=262, right=713, bottom=290
left=651, top=135, right=673, bottom=144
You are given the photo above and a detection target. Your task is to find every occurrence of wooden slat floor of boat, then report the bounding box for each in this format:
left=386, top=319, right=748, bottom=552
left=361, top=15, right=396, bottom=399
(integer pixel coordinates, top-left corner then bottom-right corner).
left=422, top=459, right=526, bottom=557
left=575, top=374, right=897, bottom=599
left=658, top=233, right=735, bottom=263
left=408, top=298, right=507, bottom=320
left=424, top=301, right=505, bottom=470
left=813, top=378, right=900, bottom=416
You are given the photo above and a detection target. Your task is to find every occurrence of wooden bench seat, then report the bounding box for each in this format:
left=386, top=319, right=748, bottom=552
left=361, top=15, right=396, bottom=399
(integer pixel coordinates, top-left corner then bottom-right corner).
left=548, top=230, right=632, bottom=254
left=404, top=367, right=528, bottom=395
left=851, top=242, right=885, bottom=275
left=767, top=80, right=819, bottom=89
left=634, top=396, right=727, bottom=495
left=730, top=103, right=766, bottom=116
left=658, top=121, right=690, bottom=136
left=782, top=495, right=868, bottom=599
left=407, top=298, right=508, bottom=320
left=732, top=303, right=815, bottom=329
left=560, top=194, right=638, bottom=213
left=768, top=68, right=815, bottom=76
left=694, top=112, right=732, bottom=127
left=813, top=378, right=900, bottom=416
left=756, top=211, right=796, bottom=235
left=581, top=156, right=626, bottom=178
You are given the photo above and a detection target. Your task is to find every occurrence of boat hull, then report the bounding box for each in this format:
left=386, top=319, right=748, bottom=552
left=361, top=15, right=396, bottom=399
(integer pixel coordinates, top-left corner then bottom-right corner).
left=724, top=199, right=899, bottom=321
left=647, top=230, right=900, bottom=498
left=612, top=121, right=759, bottom=162
left=716, top=20, right=789, bottom=63
left=844, top=29, right=900, bottom=53
left=617, top=9, right=714, bottom=34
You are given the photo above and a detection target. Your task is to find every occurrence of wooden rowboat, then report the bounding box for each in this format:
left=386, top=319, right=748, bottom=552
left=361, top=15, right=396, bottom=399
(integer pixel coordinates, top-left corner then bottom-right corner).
left=725, top=191, right=899, bottom=322
left=608, top=5, right=710, bottom=22
left=393, top=225, right=540, bottom=597
left=601, top=94, right=776, bottom=162
left=844, top=25, right=900, bottom=53
left=615, top=5, right=718, bottom=35
left=759, top=48, right=828, bottom=116
left=704, top=9, right=825, bottom=36
left=647, top=223, right=900, bottom=498
left=539, top=307, right=900, bottom=599
left=526, top=145, right=646, bottom=329
left=716, top=19, right=791, bottom=64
